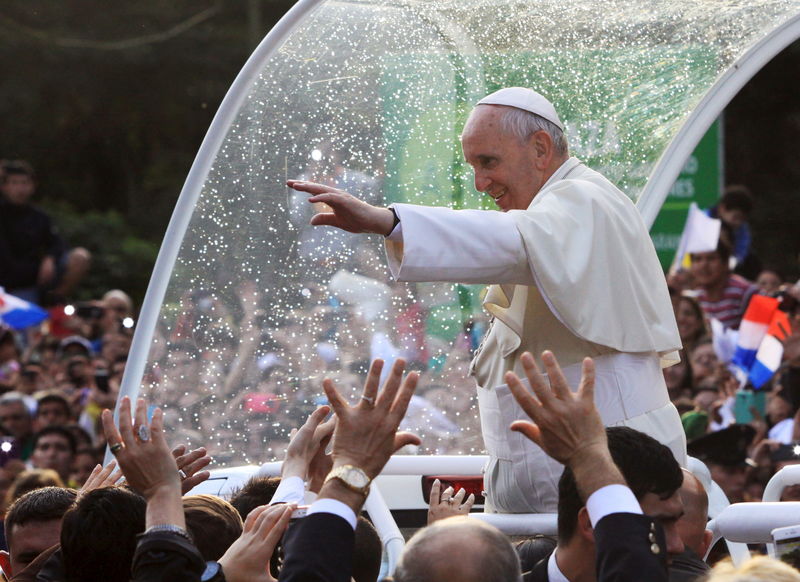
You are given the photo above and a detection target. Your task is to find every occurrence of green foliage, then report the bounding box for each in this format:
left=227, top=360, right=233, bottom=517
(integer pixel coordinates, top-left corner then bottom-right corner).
left=39, top=199, right=159, bottom=304
left=0, top=1, right=294, bottom=301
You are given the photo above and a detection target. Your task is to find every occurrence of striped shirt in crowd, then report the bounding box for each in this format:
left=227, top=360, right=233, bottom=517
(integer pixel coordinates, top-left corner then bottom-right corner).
left=696, top=274, right=758, bottom=330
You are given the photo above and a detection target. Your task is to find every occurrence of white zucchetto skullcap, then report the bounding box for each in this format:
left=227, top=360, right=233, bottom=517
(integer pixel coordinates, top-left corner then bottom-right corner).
left=477, top=87, right=564, bottom=131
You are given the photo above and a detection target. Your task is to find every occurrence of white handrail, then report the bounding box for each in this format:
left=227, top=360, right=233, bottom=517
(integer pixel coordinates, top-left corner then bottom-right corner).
left=471, top=512, right=558, bottom=536
left=712, top=502, right=800, bottom=543
left=763, top=465, right=800, bottom=502
left=364, top=485, right=406, bottom=576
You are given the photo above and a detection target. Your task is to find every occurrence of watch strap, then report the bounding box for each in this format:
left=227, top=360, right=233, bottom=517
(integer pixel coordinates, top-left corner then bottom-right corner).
left=144, top=524, right=193, bottom=543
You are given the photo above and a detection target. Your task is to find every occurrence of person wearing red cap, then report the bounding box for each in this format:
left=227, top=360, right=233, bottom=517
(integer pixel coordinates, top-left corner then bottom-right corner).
left=287, top=87, right=684, bottom=513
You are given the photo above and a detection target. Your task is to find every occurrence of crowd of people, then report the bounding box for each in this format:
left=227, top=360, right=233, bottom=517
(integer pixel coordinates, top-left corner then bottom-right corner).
left=0, top=160, right=138, bottom=509
left=666, top=186, right=800, bottom=509
left=2, top=113, right=800, bottom=580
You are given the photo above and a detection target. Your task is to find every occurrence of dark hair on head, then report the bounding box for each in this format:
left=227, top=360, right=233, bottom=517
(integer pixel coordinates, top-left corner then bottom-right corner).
left=606, top=427, right=683, bottom=499
left=33, top=426, right=77, bottom=456
left=5, top=486, right=77, bottom=548
left=557, top=426, right=683, bottom=541
left=6, top=469, right=65, bottom=506
left=35, top=392, right=71, bottom=417
left=64, top=424, right=93, bottom=449
left=229, top=476, right=281, bottom=520
left=183, top=494, right=243, bottom=561
left=720, top=185, right=754, bottom=215
left=515, top=535, right=557, bottom=575
left=1, top=160, right=35, bottom=182
left=61, top=487, right=146, bottom=582
left=353, top=516, right=382, bottom=582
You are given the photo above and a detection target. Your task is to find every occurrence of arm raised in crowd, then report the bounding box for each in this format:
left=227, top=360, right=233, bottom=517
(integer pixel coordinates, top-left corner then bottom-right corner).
left=105, top=399, right=295, bottom=582
left=506, top=351, right=668, bottom=582
left=102, top=397, right=206, bottom=582
left=279, top=358, right=420, bottom=582
left=172, top=444, right=212, bottom=495
left=269, top=405, right=334, bottom=505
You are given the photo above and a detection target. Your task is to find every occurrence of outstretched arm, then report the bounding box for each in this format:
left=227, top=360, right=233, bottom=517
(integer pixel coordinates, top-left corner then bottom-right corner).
left=287, top=181, right=395, bottom=235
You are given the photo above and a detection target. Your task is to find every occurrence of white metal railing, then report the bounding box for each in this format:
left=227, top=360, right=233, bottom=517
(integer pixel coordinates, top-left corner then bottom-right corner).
left=225, top=454, right=800, bottom=571
left=707, top=465, right=800, bottom=565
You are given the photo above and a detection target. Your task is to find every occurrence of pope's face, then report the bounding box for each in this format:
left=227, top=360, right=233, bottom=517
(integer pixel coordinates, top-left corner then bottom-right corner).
left=461, top=106, right=546, bottom=212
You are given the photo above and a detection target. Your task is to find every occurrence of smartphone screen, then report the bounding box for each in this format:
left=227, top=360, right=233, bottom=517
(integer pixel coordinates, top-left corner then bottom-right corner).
left=94, top=370, right=110, bottom=393
left=734, top=390, right=766, bottom=424
left=775, top=535, right=800, bottom=569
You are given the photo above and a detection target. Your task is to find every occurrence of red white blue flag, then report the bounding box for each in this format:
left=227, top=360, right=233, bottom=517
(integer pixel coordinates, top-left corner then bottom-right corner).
left=0, top=288, right=49, bottom=330
left=749, top=310, right=792, bottom=389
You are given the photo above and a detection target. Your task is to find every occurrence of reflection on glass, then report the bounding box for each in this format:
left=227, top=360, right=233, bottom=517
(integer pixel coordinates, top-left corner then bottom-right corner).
left=139, top=0, right=800, bottom=466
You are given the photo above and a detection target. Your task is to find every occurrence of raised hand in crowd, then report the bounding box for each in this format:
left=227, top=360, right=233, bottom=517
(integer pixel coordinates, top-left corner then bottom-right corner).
left=307, top=415, right=336, bottom=494
left=281, top=404, right=333, bottom=481
left=78, top=459, right=123, bottom=498
left=505, top=351, right=624, bottom=498
left=505, top=351, right=668, bottom=582
left=427, top=479, right=475, bottom=525
left=101, top=397, right=186, bottom=530
left=172, top=444, right=212, bottom=494
left=218, top=504, right=295, bottom=582
left=316, top=357, right=420, bottom=513
left=278, top=359, right=420, bottom=582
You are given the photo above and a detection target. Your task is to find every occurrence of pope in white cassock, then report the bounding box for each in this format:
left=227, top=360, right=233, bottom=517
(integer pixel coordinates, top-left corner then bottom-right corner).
left=288, top=87, right=686, bottom=513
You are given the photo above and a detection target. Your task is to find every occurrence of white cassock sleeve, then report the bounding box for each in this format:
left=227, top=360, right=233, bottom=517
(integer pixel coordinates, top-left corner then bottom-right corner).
left=384, top=203, right=535, bottom=286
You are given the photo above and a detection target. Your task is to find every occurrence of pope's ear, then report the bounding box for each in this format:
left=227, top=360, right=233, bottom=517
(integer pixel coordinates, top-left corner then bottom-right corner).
left=530, top=130, right=554, bottom=167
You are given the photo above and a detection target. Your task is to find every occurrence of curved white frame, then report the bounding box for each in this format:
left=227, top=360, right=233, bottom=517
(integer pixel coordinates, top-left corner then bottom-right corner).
left=637, top=12, right=800, bottom=226
left=121, top=6, right=800, bottom=411
left=115, top=0, right=328, bottom=416
left=114, top=1, right=800, bottom=569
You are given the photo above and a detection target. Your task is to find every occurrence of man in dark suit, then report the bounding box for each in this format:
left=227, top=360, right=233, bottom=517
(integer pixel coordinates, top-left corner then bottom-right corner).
left=521, top=425, right=683, bottom=582
left=278, top=358, right=420, bottom=582
left=507, top=351, right=678, bottom=582
left=282, top=351, right=678, bottom=582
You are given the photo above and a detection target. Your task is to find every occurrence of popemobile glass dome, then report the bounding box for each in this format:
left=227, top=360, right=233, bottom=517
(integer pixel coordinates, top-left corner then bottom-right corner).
left=124, top=0, right=800, bottom=467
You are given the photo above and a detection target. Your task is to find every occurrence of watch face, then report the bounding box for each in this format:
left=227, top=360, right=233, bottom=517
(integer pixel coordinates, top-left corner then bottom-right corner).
left=343, top=466, right=369, bottom=489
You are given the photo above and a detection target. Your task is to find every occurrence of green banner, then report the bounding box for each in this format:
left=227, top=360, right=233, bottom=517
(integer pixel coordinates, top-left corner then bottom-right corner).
left=649, top=120, right=723, bottom=269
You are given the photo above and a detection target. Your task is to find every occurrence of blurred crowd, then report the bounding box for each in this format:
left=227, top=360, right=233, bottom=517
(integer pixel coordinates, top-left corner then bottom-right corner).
left=0, top=160, right=138, bottom=514
left=665, top=186, right=800, bottom=508
left=3, top=155, right=800, bottom=581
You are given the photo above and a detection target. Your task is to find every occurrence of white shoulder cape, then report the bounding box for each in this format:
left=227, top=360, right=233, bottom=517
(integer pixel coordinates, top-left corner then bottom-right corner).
left=486, top=158, right=681, bottom=367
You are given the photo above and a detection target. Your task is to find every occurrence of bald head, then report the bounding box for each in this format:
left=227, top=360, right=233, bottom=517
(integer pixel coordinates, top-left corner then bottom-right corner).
left=394, top=517, right=521, bottom=582
left=677, top=469, right=712, bottom=557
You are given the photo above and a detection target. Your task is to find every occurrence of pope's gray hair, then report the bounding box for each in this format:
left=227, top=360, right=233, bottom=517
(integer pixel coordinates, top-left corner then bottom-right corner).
left=495, top=106, right=569, bottom=157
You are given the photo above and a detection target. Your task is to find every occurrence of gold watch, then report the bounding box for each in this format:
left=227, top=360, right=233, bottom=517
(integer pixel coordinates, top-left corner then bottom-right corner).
left=324, top=464, right=371, bottom=497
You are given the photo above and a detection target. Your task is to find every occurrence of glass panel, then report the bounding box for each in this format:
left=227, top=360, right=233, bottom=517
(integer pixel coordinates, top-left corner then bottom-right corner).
left=138, top=0, right=800, bottom=466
